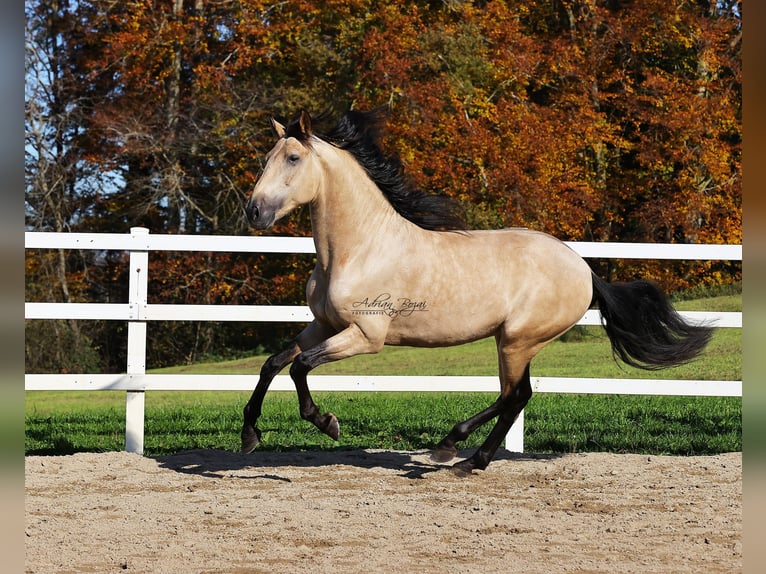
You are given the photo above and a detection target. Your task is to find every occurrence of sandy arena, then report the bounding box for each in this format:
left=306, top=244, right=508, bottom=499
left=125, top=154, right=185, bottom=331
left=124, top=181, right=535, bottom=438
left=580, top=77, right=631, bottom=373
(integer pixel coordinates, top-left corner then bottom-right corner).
left=25, top=449, right=741, bottom=573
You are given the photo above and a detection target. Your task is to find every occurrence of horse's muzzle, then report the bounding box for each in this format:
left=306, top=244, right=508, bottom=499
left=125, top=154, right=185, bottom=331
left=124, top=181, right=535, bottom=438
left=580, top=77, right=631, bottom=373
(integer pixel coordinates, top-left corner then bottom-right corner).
left=245, top=197, right=275, bottom=229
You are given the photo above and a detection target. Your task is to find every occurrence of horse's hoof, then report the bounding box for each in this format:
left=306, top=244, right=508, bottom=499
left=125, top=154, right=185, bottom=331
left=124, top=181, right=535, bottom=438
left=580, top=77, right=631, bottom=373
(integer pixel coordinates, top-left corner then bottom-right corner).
left=430, top=446, right=457, bottom=463
left=450, top=460, right=474, bottom=478
left=240, top=425, right=262, bottom=454
left=324, top=413, right=340, bottom=441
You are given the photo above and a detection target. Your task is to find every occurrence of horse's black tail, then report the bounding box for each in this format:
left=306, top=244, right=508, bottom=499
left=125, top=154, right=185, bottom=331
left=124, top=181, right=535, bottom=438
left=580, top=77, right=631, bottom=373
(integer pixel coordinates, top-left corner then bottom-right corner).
left=590, top=273, right=713, bottom=370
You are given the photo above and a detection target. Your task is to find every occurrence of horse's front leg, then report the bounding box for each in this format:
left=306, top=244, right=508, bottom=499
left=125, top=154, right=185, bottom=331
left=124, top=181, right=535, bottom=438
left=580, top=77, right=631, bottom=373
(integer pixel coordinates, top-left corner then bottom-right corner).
left=241, top=320, right=335, bottom=453
left=241, top=344, right=301, bottom=453
left=289, top=323, right=384, bottom=440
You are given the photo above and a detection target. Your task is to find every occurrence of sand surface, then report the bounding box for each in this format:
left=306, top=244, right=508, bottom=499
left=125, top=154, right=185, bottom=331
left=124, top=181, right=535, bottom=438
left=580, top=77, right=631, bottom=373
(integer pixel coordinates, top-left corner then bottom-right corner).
left=25, top=449, right=741, bottom=573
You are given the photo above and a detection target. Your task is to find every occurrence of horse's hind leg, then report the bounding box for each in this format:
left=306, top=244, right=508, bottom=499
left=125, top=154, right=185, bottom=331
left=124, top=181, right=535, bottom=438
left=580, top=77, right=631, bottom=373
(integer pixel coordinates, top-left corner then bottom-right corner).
left=431, top=398, right=507, bottom=463
left=432, top=332, right=533, bottom=469
left=451, top=364, right=532, bottom=476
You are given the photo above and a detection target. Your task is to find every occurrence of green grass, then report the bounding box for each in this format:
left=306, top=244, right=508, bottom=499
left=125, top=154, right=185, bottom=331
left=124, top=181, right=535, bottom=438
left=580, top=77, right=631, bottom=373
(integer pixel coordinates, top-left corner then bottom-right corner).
left=24, top=391, right=741, bottom=457
left=25, top=293, right=742, bottom=457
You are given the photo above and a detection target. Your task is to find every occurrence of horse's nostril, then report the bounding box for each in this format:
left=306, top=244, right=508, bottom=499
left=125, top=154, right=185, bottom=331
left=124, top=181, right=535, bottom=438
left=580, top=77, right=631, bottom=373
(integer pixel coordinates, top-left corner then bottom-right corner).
left=246, top=200, right=260, bottom=223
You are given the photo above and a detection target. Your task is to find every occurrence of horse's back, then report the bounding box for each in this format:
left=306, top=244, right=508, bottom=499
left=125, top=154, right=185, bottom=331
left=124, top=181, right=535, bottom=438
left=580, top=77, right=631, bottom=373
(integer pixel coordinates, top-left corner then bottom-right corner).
left=438, top=227, right=591, bottom=285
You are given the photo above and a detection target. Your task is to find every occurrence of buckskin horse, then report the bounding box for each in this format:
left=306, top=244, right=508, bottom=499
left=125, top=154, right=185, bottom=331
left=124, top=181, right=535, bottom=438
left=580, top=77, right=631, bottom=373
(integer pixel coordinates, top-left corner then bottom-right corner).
left=241, top=109, right=712, bottom=475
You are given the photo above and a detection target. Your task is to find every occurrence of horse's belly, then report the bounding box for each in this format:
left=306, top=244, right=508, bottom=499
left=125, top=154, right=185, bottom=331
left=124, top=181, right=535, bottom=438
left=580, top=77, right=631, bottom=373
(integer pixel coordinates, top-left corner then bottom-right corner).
left=382, top=305, right=503, bottom=347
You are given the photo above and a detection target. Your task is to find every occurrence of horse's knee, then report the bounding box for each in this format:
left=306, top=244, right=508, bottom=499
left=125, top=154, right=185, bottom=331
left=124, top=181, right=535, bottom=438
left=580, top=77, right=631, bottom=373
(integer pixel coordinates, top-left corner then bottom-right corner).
left=514, top=384, right=532, bottom=406
left=515, top=381, right=532, bottom=404
left=289, top=353, right=312, bottom=379
left=259, top=356, right=280, bottom=377
left=505, top=374, right=532, bottom=406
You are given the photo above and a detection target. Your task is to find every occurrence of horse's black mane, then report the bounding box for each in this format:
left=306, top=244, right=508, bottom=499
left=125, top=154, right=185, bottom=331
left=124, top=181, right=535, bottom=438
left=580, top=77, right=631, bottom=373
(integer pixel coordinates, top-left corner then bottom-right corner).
left=285, top=108, right=466, bottom=231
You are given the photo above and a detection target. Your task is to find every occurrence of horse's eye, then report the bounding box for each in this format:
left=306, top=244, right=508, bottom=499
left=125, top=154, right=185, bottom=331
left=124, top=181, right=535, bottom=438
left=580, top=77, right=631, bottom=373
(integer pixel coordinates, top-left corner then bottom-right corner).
left=287, top=154, right=300, bottom=164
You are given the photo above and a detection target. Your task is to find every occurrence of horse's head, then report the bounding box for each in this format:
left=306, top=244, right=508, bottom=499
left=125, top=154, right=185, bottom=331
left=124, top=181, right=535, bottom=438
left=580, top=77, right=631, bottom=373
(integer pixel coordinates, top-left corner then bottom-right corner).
left=246, top=110, right=321, bottom=229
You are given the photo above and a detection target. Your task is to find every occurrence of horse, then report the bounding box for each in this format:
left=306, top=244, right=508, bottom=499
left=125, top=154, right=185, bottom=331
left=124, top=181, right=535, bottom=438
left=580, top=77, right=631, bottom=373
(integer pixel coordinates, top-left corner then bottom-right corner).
left=241, top=108, right=712, bottom=476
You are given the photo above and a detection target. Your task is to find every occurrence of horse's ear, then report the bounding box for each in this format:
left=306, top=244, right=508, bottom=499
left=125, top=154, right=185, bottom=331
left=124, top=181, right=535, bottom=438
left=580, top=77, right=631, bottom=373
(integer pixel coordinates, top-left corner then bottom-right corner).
left=298, top=110, right=313, bottom=139
left=271, top=117, right=286, bottom=138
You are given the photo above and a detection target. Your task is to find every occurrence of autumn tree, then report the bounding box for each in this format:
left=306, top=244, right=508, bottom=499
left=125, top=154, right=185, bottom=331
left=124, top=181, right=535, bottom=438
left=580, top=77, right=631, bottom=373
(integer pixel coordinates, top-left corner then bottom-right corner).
left=25, top=1, right=105, bottom=372
left=353, top=0, right=740, bottom=287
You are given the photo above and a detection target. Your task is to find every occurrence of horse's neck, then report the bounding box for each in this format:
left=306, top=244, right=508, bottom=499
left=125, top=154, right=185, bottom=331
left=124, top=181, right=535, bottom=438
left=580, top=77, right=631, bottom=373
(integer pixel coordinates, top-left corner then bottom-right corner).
left=310, top=149, right=407, bottom=271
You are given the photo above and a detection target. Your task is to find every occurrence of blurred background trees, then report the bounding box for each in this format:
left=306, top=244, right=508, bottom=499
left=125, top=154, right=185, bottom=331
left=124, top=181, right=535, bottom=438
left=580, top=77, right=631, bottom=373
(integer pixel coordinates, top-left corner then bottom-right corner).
left=25, top=0, right=741, bottom=372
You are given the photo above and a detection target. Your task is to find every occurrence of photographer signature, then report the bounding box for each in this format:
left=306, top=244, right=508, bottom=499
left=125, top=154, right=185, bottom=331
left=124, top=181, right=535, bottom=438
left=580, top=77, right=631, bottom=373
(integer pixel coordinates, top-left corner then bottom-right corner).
left=351, top=293, right=428, bottom=317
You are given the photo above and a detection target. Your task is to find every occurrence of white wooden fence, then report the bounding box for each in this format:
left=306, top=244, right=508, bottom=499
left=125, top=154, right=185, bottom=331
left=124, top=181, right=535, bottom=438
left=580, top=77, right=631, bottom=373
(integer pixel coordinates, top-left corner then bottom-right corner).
left=25, top=227, right=742, bottom=455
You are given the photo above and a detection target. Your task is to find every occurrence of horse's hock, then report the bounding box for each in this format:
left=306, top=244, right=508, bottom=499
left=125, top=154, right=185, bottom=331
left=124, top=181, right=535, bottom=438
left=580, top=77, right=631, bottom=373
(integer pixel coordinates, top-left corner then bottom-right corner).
left=25, top=449, right=742, bottom=573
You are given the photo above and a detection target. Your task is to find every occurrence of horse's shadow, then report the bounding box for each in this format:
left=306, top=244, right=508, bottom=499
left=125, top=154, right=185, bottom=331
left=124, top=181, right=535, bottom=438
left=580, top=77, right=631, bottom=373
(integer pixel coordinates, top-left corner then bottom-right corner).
left=153, top=447, right=562, bottom=481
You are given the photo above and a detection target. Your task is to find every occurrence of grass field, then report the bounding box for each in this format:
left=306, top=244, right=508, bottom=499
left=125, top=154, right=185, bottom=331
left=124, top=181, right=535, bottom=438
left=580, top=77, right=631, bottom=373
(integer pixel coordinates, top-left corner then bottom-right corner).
left=25, top=293, right=742, bottom=456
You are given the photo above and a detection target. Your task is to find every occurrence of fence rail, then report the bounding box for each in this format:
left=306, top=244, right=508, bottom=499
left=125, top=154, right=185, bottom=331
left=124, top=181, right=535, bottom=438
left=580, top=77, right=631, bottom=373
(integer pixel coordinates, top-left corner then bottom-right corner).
left=25, top=228, right=742, bottom=455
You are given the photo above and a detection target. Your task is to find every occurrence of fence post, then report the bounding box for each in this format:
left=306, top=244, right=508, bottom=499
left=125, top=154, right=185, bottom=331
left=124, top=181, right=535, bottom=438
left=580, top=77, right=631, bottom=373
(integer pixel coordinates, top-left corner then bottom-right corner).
left=504, top=409, right=525, bottom=453
left=125, top=227, right=149, bottom=454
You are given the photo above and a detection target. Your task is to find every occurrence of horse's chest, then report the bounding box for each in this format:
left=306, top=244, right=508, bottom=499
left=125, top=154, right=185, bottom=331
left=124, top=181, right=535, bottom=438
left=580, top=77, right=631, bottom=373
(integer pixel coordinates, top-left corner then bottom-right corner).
left=305, top=270, right=356, bottom=327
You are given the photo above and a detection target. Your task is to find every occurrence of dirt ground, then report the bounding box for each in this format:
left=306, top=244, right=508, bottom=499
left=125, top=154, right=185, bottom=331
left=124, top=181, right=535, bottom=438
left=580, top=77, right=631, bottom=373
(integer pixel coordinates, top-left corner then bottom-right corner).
left=25, top=449, right=741, bottom=573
